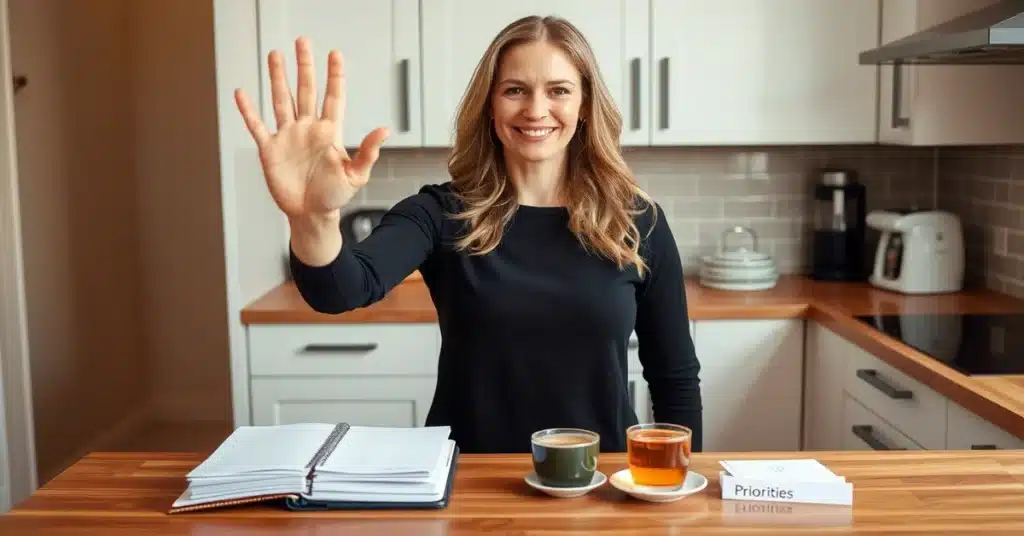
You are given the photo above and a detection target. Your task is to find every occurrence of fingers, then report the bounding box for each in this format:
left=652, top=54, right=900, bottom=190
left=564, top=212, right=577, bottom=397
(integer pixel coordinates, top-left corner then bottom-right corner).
left=348, top=127, right=391, bottom=178
left=267, top=50, right=295, bottom=129
left=321, top=50, right=345, bottom=124
left=234, top=89, right=271, bottom=147
left=295, top=37, right=317, bottom=117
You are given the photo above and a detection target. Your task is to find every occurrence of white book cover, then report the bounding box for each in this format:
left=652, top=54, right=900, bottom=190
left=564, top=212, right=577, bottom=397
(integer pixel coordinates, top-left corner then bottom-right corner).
left=719, top=459, right=853, bottom=506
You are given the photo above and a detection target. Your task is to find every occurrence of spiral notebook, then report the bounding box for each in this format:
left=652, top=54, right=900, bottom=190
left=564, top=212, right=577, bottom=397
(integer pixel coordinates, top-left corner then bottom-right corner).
left=168, top=423, right=459, bottom=513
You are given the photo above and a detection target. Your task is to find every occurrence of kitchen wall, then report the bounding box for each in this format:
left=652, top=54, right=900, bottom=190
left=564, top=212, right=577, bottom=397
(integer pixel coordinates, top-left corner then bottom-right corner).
left=10, top=0, right=145, bottom=483
left=349, top=145, right=937, bottom=274
left=131, top=0, right=232, bottom=428
left=8, top=0, right=229, bottom=483
left=937, top=145, right=1024, bottom=297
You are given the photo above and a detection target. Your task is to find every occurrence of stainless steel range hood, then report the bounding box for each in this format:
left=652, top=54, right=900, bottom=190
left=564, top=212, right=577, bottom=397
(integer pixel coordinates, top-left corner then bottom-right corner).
left=859, top=0, right=1024, bottom=65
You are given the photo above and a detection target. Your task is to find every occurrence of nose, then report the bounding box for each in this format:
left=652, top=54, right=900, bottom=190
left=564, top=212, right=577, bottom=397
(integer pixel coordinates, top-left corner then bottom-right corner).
left=523, top=92, right=549, bottom=120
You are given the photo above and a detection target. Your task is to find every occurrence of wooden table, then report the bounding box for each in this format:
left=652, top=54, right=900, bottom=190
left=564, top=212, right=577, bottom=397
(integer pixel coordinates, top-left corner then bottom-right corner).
left=3, top=450, right=1024, bottom=534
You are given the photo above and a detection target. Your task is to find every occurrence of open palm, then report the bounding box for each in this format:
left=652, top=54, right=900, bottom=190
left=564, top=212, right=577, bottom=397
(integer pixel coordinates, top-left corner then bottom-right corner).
left=234, top=37, right=389, bottom=220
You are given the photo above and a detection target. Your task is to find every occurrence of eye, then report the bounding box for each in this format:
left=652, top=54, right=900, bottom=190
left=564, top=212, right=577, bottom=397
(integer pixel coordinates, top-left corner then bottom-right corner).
left=503, top=86, right=524, bottom=96
left=551, top=87, right=571, bottom=96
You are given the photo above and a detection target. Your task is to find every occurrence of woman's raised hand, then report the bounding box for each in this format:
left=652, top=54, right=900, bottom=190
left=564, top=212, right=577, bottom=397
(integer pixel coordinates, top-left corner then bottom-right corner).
left=234, top=37, right=389, bottom=223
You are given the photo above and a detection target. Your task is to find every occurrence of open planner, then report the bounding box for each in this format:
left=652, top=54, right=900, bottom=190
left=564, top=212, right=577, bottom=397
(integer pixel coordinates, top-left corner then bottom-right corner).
left=169, top=423, right=459, bottom=513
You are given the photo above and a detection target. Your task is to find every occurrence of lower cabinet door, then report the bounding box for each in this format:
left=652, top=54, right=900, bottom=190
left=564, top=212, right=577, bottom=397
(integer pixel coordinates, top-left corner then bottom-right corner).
left=842, top=394, right=923, bottom=451
left=251, top=377, right=437, bottom=427
left=946, top=402, right=1024, bottom=451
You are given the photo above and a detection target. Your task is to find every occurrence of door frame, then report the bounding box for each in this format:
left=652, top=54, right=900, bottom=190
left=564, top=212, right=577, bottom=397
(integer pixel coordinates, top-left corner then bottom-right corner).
left=0, top=0, right=39, bottom=511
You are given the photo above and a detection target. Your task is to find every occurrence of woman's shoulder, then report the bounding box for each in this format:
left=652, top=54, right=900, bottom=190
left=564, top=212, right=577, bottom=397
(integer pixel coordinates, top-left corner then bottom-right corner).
left=390, top=181, right=462, bottom=215
left=415, top=181, right=462, bottom=209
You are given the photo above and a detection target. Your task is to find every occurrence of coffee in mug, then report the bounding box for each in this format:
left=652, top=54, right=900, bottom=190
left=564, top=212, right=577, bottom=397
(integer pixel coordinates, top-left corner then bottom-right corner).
left=626, top=423, right=691, bottom=487
left=530, top=428, right=600, bottom=488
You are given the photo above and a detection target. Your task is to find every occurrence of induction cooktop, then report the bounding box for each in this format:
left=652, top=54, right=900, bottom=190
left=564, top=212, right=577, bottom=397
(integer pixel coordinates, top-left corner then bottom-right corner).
left=853, top=313, right=1024, bottom=376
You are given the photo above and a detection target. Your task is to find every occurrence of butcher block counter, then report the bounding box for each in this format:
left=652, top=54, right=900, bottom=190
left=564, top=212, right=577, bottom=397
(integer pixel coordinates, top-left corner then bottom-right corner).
left=240, top=275, right=1024, bottom=325
left=4, top=450, right=1024, bottom=534
left=240, top=275, right=1024, bottom=440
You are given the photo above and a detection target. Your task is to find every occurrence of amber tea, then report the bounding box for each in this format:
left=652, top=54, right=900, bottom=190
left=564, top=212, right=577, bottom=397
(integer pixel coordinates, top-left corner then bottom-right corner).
left=626, top=423, right=691, bottom=487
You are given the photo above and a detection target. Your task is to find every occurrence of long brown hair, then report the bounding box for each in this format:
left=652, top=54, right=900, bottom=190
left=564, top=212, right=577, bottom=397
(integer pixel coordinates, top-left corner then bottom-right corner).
left=446, top=15, right=655, bottom=276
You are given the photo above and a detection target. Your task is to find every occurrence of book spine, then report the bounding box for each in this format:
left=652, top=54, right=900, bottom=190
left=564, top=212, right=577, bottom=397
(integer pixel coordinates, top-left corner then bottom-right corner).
left=304, top=422, right=350, bottom=494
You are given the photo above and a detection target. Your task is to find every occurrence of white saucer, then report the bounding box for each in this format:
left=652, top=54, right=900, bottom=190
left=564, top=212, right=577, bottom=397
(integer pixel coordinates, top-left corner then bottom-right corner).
left=608, top=469, right=708, bottom=503
left=524, top=471, right=607, bottom=498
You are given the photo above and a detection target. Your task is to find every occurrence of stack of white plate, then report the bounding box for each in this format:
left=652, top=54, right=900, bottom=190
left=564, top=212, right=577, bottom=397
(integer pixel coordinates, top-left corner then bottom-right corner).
left=699, top=226, right=779, bottom=291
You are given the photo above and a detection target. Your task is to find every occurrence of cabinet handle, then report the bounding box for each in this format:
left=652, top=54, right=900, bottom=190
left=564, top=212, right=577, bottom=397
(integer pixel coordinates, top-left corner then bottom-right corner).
left=971, top=444, right=999, bottom=450
left=13, top=75, right=27, bottom=94
left=398, top=58, right=410, bottom=133
left=629, top=57, right=640, bottom=131
left=890, top=61, right=909, bottom=128
left=851, top=425, right=905, bottom=451
left=300, top=343, right=378, bottom=354
left=628, top=339, right=638, bottom=349
left=856, top=369, right=913, bottom=399
left=658, top=57, right=669, bottom=130
left=628, top=380, right=637, bottom=411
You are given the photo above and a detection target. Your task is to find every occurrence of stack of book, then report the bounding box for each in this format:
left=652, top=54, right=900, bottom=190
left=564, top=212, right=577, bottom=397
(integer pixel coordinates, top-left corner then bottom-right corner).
left=169, top=423, right=459, bottom=513
left=719, top=459, right=853, bottom=506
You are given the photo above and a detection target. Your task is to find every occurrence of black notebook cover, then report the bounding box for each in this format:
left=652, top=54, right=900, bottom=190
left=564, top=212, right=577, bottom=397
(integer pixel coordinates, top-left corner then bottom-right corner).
left=283, top=444, right=460, bottom=511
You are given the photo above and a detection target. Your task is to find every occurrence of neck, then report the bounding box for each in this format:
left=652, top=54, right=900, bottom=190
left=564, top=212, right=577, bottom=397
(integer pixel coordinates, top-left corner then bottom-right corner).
left=505, top=153, right=568, bottom=207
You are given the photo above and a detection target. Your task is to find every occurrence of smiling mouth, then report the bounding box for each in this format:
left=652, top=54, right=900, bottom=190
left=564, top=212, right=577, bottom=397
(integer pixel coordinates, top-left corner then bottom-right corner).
left=514, top=127, right=557, bottom=139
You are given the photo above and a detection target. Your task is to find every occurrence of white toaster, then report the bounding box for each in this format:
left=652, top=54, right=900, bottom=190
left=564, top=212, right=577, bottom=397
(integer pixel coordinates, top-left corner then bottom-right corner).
left=867, top=209, right=965, bottom=294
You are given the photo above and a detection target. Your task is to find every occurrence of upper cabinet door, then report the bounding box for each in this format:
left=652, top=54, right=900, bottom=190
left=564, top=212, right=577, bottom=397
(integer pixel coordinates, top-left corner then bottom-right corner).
left=421, top=0, right=650, bottom=147
left=878, top=0, right=1024, bottom=146
left=876, top=0, right=918, bottom=145
left=257, top=0, right=423, bottom=148
left=650, top=0, right=879, bottom=145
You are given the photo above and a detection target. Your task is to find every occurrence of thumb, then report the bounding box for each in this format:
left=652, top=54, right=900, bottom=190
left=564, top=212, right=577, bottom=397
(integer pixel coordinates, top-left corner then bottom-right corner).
left=349, top=127, right=390, bottom=177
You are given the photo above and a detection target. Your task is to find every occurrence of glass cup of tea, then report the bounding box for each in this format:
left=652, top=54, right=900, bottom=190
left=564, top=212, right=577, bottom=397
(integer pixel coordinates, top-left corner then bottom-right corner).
left=626, top=423, right=692, bottom=487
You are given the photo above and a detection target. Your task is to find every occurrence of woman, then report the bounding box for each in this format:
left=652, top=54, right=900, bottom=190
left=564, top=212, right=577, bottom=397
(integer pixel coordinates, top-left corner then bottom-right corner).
left=233, top=15, right=702, bottom=454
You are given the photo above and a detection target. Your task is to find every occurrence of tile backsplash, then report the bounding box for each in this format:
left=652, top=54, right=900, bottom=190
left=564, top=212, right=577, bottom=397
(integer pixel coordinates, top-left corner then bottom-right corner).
left=937, top=146, right=1024, bottom=298
left=351, top=145, right=936, bottom=274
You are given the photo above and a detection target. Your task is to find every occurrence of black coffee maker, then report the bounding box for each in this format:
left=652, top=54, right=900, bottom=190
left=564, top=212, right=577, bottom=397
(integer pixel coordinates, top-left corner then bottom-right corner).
left=811, top=168, right=867, bottom=281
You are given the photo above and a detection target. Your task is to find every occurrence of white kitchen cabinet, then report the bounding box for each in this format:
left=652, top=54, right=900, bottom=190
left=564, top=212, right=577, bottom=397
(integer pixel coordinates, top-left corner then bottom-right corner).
left=842, top=393, right=924, bottom=451
left=256, top=0, right=424, bottom=148
left=842, top=332, right=948, bottom=450
left=876, top=0, right=1024, bottom=145
left=251, top=376, right=437, bottom=427
left=649, top=0, right=880, bottom=145
left=692, top=318, right=803, bottom=452
left=802, top=321, right=848, bottom=451
left=246, top=323, right=441, bottom=427
left=805, top=321, right=947, bottom=450
left=420, top=0, right=650, bottom=147
left=946, top=402, right=1024, bottom=451
left=247, top=323, right=441, bottom=376
left=807, top=322, right=1024, bottom=452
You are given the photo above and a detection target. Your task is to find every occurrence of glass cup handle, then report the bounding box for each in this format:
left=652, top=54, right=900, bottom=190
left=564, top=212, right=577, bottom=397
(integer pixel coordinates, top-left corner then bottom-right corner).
left=582, top=454, right=597, bottom=472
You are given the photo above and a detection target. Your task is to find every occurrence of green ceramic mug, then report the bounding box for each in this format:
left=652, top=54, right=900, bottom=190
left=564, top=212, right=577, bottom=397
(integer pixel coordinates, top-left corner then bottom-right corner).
left=530, top=428, right=600, bottom=488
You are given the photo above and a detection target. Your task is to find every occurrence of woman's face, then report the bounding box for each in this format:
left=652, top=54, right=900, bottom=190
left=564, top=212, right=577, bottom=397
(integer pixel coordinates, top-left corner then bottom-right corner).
left=490, top=41, right=584, bottom=165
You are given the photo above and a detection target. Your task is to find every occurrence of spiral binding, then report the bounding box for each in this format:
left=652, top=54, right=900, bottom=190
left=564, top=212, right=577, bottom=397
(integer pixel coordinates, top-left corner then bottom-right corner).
left=303, top=422, right=350, bottom=494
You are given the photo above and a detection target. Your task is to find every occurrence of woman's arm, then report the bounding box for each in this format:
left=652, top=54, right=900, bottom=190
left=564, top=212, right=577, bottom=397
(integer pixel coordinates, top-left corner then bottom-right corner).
left=289, top=185, right=445, bottom=314
left=633, top=202, right=704, bottom=451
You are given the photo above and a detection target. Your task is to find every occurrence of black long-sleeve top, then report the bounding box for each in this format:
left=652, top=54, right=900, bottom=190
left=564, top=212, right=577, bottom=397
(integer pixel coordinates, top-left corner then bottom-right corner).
left=289, top=182, right=703, bottom=454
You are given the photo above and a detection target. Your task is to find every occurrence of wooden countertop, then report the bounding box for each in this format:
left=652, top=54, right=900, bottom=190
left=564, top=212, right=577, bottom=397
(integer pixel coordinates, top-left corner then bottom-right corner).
left=4, top=450, right=1024, bottom=534
left=240, top=275, right=1024, bottom=325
